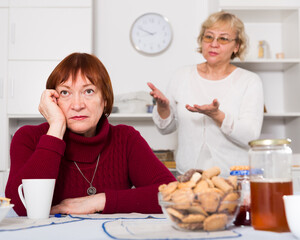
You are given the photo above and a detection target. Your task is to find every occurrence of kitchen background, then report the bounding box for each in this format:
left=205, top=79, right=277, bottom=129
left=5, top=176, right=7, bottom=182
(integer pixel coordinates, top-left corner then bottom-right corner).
left=1, top=0, right=300, bottom=193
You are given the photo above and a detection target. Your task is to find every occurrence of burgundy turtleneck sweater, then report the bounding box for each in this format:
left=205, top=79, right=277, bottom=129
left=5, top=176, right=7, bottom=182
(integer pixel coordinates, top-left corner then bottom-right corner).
left=5, top=116, right=176, bottom=216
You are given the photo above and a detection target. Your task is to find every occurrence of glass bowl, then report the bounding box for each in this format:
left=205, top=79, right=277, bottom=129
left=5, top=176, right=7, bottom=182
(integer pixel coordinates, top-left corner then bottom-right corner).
left=158, top=190, right=240, bottom=231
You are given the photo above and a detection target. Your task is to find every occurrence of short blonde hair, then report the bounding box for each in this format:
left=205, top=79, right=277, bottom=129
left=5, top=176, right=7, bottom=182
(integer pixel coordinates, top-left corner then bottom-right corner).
left=197, top=11, right=248, bottom=60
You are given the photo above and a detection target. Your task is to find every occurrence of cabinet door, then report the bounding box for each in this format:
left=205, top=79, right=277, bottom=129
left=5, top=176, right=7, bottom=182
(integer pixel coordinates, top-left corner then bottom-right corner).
left=0, top=8, right=9, bottom=170
left=9, top=7, right=92, bottom=60
left=7, top=61, right=59, bottom=115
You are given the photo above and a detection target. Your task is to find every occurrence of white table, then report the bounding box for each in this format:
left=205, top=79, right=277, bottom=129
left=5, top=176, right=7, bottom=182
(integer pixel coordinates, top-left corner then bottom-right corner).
left=0, top=214, right=297, bottom=240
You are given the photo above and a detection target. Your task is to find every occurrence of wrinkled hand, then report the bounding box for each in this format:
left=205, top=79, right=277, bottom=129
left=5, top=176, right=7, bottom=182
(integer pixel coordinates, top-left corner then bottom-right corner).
left=186, top=99, right=225, bottom=127
left=147, top=82, right=170, bottom=119
left=50, top=193, right=106, bottom=215
left=39, top=89, right=65, bottom=125
left=38, top=89, right=66, bottom=139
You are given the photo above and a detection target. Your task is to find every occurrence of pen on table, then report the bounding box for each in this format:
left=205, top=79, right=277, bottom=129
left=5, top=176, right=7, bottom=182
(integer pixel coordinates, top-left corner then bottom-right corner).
left=54, top=213, right=68, bottom=218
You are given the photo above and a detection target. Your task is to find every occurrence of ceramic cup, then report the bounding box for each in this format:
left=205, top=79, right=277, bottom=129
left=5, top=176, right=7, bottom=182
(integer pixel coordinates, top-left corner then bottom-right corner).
left=283, top=195, right=300, bottom=239
left=18, top=179, right=55, bottom=219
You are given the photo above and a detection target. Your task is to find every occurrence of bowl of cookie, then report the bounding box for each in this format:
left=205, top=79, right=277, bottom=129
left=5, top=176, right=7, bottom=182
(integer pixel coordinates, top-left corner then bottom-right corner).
left=0, top=197, right=14, bottom=223
left=158, top=167, right=241, bottom=231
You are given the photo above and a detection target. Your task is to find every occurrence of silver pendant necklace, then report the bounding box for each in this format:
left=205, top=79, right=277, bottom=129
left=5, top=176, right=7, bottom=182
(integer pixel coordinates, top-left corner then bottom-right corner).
left=73, top=153, right=100, bottom=196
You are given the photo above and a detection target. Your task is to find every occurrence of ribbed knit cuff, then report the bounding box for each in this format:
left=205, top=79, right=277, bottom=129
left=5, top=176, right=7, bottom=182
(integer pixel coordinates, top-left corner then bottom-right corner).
left=37, top=135, right=66, bottom=156
left=102, top=189, right=118, bottom=214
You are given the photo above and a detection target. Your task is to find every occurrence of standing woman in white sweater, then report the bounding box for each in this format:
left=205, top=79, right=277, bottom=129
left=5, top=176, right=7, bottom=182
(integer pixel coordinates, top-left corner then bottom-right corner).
left=148, top=11, right=264, bottom=175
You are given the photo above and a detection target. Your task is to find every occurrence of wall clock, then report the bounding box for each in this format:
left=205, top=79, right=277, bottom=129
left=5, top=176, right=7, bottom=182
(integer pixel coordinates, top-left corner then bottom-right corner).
left=130, top=13, right=173, bottom=55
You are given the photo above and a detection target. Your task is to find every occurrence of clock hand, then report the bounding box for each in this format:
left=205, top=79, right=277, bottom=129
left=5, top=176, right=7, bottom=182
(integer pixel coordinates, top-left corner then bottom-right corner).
left=138, top=26, right=156, bottom=35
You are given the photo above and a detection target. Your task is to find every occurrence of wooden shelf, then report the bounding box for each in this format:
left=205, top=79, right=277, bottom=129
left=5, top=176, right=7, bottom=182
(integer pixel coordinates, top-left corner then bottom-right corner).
left=264, top=112, right=300, bottom=118
left=8, top=113, right=153, bottom=122
left=232, top=59, right=300, bottom=71
left=8, top=114, right=44, bottom=120
left=108, top=113, right=153, bottom=121
left=8, top=112, right=300, bottom=121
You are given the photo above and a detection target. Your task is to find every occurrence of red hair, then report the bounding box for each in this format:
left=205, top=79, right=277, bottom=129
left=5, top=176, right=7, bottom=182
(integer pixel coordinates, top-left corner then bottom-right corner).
left=46, top=53, right=113, bottom=116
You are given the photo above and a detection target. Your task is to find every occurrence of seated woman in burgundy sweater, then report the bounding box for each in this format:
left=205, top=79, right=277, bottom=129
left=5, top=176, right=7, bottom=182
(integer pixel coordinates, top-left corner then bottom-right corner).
left=5, top=52, right=176, bottom=216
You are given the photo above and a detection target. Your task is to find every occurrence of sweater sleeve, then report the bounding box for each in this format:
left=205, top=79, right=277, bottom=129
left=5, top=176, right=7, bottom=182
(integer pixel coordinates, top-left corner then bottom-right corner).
left=102, top=129, right=176, bottom=214
left=220, top=73, right=264, bottom=147
left=5, top=125, right=66, bottom=216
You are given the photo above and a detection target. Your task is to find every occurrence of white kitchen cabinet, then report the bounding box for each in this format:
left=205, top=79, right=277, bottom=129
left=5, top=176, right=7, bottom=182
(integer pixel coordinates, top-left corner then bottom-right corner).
left=220, top=0, right=300, bottom=153
left=7, top=1, right=92, bottom=114
left=7, top=61, right=59, bottom=114
left=0, top=7, right=9, bottom=171
left=8, top=7, right=92, bottom=60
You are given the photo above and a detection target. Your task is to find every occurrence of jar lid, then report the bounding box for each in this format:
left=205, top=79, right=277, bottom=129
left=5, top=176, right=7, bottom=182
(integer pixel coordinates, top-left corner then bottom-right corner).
left=248, top=138, right=291, bottom=147
left=230, top=170, right=249, bottom=176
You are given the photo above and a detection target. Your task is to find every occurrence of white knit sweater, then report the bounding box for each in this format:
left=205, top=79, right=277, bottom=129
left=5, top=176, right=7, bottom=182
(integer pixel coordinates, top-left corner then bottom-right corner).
left=152, top=65, right=264, bottom=175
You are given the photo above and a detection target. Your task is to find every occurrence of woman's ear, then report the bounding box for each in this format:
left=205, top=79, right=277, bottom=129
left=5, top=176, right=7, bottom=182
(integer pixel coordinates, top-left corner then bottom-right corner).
left=234, top=43, right=240, bottom=54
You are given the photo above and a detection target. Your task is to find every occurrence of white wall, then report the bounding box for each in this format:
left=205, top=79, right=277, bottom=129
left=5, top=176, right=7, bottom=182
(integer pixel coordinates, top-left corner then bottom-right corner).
left=94, top=0, right=218, bottom=95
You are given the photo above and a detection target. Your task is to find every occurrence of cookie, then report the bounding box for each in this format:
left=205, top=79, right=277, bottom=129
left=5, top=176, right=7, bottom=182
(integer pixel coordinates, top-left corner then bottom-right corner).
left=218, top=192, right=239, bottom=213
left=211, top=176, right=233, bottom=193
left=205, top=178, right=215, bottom=188
left=182, top=213, right=206, bottom=223
left=159, top=181, right=178, bottom=200
left=178, top=181, right=196, bottom=190
left=193, top=180, right=209, bottom=193
left=203, top=213, right=228, bottom=231
left=166, top=207, right=184, bottom=220
left=226, top=175, right=238, bottom=190
left=187, top=203, right=208, bottom=216
left=202, top=166, right=221, bottom=179
left=177, top=222, right=204, bottom=230
left=171, top=189, right=194, bottom=204
left=196, top=191, right=221, bottom=213
left=190, top=172, right=202, bottom=183
left=177, top=169, right=196, bottom=182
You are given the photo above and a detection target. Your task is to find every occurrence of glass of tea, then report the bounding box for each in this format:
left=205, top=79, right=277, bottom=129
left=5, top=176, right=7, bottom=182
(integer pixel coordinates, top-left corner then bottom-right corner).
left=249, top=139, right=293, bottom=232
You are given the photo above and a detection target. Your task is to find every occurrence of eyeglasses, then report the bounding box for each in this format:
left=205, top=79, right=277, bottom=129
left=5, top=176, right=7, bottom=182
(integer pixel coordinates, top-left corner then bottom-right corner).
left=202, top=35, right=237, bottom=45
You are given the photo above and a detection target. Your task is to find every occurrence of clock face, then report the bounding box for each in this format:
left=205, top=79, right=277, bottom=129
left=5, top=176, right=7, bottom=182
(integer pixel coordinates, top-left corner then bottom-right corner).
left=130, top=13, right=172, bottom=55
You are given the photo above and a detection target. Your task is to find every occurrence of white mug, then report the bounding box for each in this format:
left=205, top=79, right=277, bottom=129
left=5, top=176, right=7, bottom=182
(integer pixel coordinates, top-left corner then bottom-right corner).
left=18, top=179, right=55, bottom=219
left=283, top=195, right=300, bottom=239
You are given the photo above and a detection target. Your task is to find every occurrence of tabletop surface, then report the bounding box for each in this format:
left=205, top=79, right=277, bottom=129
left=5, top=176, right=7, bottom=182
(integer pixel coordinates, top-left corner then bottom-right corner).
left=0, top=213, right=297, bottom=240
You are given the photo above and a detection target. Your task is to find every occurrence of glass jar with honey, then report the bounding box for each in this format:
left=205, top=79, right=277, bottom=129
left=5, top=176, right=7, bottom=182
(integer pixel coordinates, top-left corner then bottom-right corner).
left=249, top=139, right=293, bottom=232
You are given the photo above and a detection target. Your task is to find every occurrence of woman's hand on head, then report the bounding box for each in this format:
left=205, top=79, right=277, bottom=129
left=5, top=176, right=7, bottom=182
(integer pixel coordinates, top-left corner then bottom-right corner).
left=186, top=99, right=225, bottom=127
left=39, top=89, right=66, bottom=139
left=50, top=193, right=106, bottom=215
left=147, top=82, right=170, bottom=119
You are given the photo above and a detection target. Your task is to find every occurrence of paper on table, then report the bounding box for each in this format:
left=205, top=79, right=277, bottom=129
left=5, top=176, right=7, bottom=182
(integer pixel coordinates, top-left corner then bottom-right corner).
left=70, top=213, right=165, bottom=220
left=0, top=213, right=164, bottom=232
left=0, top=216, right=82, bottom=231
left=102, top=218, right=242, bottom=239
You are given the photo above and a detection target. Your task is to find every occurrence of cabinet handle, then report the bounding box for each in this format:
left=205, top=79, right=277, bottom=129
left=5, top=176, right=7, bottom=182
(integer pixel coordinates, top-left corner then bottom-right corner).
left=0, top=77, right=3, bottom=99
left=10, top=78, right=14, bottom=98
left=11, top=23, right=15, bottom=44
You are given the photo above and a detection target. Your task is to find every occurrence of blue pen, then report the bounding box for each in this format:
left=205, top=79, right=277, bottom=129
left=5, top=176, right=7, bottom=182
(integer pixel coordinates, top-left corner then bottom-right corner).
left=54, top=213, right=67, bottom=218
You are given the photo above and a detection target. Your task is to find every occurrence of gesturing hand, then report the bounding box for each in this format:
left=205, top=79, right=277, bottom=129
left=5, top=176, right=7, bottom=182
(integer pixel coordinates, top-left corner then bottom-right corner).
left=147, top=82, right=171, bottom=119
left=186, top=99, right=225, bottom=127
left=50, top=193, right=106, bottom=215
